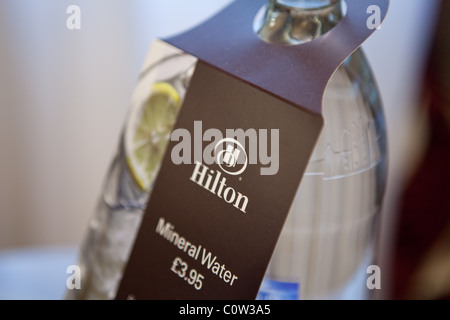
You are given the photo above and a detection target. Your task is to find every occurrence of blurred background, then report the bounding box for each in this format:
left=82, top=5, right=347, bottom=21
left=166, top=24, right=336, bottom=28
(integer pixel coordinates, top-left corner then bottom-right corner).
left=0, top=0, right=447, bottom=299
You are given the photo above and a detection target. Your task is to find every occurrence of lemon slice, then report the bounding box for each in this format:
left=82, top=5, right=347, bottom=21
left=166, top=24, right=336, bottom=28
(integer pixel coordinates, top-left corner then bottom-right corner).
left=125, top=82, right=181, bottom=191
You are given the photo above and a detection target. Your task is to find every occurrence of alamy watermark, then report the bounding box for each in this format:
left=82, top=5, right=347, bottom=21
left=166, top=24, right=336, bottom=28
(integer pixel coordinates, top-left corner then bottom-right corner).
left=366, top=264, right=381, bottom=290
left=65, top=4, right=380, bottom=31
left=66, top=265, right=81, bottom=290
left=367, top=5, right=382, bottom=30
left=65, top=263, right=382, bottom=292
left=170, top=121, right=280, bottom=176
left=66, top=5, right=81, bottom=30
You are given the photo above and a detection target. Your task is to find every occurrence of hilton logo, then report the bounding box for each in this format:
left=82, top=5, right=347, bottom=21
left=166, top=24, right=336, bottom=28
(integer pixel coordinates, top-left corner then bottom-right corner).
left=215, top=138, right=248, bottom=176
left=190, top=138, right=249, bottom=213
left=170, top=122, right=280, bottom=214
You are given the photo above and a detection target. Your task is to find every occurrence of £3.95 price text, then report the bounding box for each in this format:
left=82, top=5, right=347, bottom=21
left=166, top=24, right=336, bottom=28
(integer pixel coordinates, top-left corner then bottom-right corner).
left=171, top=257, right=204, bottom=290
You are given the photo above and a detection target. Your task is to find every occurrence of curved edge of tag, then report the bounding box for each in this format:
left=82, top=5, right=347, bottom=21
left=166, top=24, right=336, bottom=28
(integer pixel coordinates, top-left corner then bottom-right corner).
left=163, top=0, right=389, bottom=116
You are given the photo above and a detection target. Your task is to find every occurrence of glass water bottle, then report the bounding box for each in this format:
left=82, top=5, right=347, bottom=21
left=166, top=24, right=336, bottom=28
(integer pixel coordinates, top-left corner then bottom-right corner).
left=254, top=0, right=388, bottom=300
left=67, top=0, right=387, bottom=300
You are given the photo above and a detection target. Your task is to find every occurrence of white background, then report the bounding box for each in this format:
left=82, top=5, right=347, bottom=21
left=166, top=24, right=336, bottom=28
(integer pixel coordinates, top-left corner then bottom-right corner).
left=0, top=0, right=442, bottom=298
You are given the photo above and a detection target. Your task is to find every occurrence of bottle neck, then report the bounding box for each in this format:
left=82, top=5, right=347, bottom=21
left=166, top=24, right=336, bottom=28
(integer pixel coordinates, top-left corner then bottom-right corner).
left=255, top=0, right=344, bottom=45
left=270, top=0, right=339, bottom=9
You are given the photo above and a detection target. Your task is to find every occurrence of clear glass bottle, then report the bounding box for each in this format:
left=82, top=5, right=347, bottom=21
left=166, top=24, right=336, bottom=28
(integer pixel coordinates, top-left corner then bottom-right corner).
left=67, top=0, right=387, bottom=300
left=255, top=0, right=387, bottom=300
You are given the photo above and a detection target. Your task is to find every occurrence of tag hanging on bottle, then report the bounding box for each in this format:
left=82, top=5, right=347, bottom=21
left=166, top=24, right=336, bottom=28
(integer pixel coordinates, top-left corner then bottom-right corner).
left=116, top=0, right=389, bottom=300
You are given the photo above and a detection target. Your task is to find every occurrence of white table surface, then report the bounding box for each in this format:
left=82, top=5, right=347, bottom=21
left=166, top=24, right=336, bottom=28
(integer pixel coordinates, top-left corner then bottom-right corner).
left=0, top=246, right=78, bottom=300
